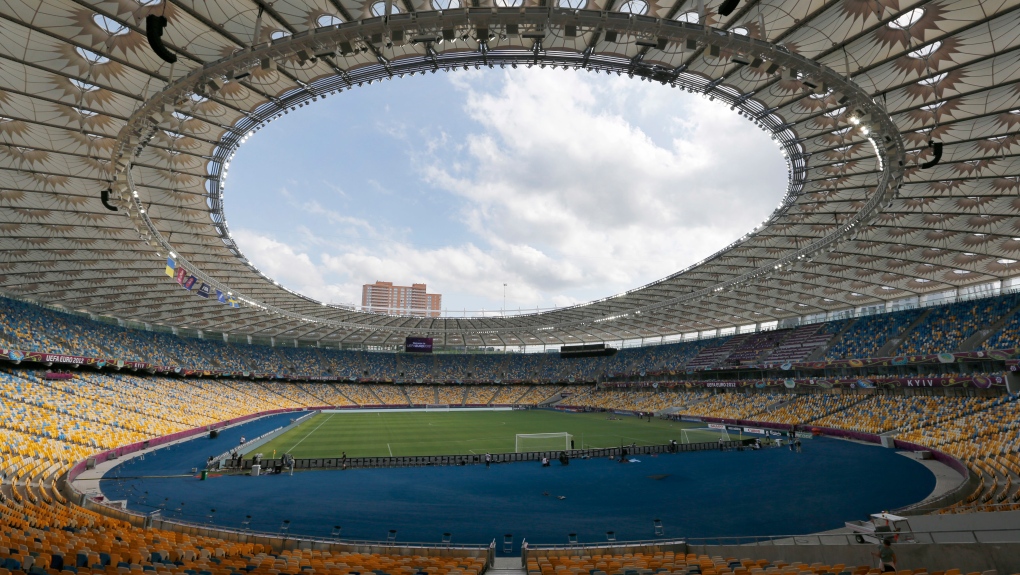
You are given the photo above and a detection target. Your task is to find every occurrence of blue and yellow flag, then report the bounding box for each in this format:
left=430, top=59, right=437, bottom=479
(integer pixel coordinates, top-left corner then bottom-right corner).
left=165, top=257, right=175, bottom=277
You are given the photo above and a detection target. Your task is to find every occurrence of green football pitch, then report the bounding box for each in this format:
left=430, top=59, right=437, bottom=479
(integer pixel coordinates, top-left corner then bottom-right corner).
left=246, top=410, right=727, bottom=458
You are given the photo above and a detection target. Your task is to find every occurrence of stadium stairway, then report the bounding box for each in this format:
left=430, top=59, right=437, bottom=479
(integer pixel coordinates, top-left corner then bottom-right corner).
left=537, top=388, right=568, bottom=408
left=957, top=299, right=1020, bottom=351
left=297, top=383, right=330, bottom=405
left=806, top=319, right=858, bottom=362
left=483, top=387, right=501, bottom=405
left=761, top=397, right=797, bottom=414
left=490, top=556, right=526, bottom=574
left=877, top=309, right=932, bottom=357
left=366, top=385, right=387, bottom=405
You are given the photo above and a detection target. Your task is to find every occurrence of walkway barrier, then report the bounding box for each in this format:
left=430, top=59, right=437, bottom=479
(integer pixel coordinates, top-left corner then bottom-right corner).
left=524, top=538, right=688, bottom=562
left=684, top=529, right=1020, bottom=546
left=226, top=439, right=755, bottom=471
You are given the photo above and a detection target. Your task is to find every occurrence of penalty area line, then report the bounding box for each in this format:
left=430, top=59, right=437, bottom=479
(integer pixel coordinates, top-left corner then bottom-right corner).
left=387, top=443, right=393, bottom=456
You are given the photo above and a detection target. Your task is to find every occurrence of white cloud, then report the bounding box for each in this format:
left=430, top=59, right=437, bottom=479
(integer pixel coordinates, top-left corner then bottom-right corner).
left=412, top=69, right=787, bottom=307
left=230, top=229, right=362, bottom=304
left=231, top=69, right=787, bottom=313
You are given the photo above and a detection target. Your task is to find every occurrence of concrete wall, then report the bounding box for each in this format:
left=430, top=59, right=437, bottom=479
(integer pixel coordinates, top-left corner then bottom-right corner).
left=147, top=518, right=489, bottom=558
left=527, top=541, right=687, bottom=561
left=688, top=543, right=1020, bottom=574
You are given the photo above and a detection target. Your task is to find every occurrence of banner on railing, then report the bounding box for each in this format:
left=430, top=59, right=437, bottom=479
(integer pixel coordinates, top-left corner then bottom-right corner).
left=653, top=348, right=1019, bottom=376
left=604, top=374, right=1007, bottom=389
left=2, top=349, right=152, bottom=370
left=2, top=341, right=1014, bottom=386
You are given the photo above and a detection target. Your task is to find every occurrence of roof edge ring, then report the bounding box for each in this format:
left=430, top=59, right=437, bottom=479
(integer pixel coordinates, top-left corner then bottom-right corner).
left=108, top=8, right=905, bottom=336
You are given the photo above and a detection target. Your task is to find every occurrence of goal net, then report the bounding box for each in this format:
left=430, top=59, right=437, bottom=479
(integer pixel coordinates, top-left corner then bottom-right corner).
left=425, top=404, right=450, bottom=412
left=516, top=432, right=572, bottom=453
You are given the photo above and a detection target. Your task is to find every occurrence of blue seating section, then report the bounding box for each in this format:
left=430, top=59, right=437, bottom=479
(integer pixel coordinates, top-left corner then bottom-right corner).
left=825, top=308, right=922, bottom=360
left=899, top=293, right=1020, bottom=355
left=2, top=291, right=1019, bottom=379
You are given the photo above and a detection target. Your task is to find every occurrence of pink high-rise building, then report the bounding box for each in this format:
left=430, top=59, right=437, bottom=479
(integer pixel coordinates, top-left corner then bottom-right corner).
left=361, top=281, right=442, bottom=317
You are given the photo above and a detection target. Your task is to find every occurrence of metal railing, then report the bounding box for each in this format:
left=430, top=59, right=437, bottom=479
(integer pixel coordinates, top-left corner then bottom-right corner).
left=525, top=538, right=688, bottom=551
left=684, top=529, right=1020, bottom=546
left=226, top=440, right=753, bottom=472
left=152, top=516, right=492, bottom=550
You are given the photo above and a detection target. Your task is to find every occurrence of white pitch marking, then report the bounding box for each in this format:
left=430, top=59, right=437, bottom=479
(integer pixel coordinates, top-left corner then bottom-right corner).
left=387, top=443, right=393, bottom=456
left=285, top=413, right=334, bottom=453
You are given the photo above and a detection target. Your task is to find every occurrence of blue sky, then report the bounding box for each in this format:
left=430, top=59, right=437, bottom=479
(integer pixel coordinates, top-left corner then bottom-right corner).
left=226, top=68, right=788, bottom=314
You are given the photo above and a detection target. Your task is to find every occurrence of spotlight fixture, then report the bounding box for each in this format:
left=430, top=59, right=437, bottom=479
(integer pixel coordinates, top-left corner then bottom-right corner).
left=145, top=14, right=177, bottom=64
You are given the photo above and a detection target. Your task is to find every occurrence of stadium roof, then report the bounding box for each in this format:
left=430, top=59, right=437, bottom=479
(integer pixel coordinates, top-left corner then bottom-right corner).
left=1, top=0, right=1017, bottom=348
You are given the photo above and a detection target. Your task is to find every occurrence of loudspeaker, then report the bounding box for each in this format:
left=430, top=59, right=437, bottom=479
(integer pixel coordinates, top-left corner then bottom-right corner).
left=100, top=189, right=118, bottom=212
left=210, top=429, right=220, bottom=439
left=920, top=141, right=943, bottom=169
left=146, top=15, right=178, bottom=64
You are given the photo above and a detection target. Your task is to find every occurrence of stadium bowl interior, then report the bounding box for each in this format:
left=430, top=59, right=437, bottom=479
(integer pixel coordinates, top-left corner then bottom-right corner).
left=2, top=1, right=1020, bottom=574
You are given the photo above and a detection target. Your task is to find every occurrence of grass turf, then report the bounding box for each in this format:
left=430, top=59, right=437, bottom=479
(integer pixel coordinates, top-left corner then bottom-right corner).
left=247, top=410, right=727, bottom=458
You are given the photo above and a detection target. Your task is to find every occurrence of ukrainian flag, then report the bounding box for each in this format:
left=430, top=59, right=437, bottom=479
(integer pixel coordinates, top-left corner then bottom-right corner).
left=165, top=257, right=176, bottom=277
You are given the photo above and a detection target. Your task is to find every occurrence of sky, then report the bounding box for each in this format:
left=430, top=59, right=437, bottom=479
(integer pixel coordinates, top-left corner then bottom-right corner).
left=225, top=68, right=789, bottom=315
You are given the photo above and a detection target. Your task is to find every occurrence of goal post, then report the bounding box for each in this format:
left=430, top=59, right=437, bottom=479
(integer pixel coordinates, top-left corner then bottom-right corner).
left=515, top=432, right=572, bottom=453
left=425, top=404, right=450, bottom=412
